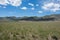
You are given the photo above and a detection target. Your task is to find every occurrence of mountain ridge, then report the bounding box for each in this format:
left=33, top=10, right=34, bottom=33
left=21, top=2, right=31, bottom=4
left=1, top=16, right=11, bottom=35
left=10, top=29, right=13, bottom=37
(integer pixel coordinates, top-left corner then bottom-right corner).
left=0, top=14, right=60, bottom=21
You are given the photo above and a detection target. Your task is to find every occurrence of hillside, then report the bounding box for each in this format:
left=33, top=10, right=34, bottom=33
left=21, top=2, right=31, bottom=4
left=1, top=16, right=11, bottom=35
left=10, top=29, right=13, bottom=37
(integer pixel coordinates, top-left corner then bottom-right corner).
left=0, top=14, right=60, bottom=21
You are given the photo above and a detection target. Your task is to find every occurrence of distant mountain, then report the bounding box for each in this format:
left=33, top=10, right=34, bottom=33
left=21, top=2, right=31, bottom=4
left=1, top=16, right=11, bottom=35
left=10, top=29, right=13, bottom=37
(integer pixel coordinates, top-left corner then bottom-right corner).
left=20, top=14, right=60, bottom=21
left=51, top=14, right=60, bottom=20
left=0, top=14, right=60, bottom=21
left=43, top=14, right=60, bottom=21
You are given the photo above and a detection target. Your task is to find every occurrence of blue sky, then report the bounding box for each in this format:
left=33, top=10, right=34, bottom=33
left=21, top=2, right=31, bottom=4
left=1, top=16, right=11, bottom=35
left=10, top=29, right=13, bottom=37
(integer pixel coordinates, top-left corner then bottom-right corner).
left=0, top=0, right=60, bottom=17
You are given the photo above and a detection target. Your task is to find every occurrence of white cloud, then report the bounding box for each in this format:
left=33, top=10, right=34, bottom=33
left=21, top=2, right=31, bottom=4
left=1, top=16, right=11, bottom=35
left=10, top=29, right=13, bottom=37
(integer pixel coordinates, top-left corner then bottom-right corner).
left=38, top=11, right=43, bottom=14
left=0, top=6, right=1, bottom=7
left=0, top=0, right=8, bottom=5
left=21, top=7, right=27, bottom=10
left=42, top=2, right=60, bottom=12
left=8, top=0, right=22, bottom=6
left=36, top=4, right=39, bottom=6
left=0, top=0, right=22, bottom=7
left=0, top=6, right=6, bottom=8
left=31, top=7, right=35, bottom=10
left=28, top=3, right=34, bottom=6
left=3, top=6, right=6, bottom=8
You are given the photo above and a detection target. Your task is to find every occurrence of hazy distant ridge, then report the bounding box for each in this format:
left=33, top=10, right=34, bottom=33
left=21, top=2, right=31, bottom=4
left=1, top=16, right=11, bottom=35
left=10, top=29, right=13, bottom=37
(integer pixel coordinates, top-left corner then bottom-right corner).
left=0, top=14, right=60, bottom=21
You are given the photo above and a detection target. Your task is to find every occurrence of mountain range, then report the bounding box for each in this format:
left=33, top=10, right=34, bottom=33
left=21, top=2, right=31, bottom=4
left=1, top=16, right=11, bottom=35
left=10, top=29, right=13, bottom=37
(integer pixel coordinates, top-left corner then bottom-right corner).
left=0, top=14, right=60, bottom=21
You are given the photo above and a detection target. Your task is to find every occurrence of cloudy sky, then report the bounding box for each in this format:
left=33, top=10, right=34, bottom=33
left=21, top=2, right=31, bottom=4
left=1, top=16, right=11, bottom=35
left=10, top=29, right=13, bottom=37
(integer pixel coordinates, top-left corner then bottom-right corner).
left=0, top=0, right=60, bottom=17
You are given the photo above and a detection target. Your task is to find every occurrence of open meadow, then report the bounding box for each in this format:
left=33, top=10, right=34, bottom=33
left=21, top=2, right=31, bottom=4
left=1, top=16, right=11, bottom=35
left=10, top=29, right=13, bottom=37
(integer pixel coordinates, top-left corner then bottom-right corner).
left=0, top=21, right=60, bottom=40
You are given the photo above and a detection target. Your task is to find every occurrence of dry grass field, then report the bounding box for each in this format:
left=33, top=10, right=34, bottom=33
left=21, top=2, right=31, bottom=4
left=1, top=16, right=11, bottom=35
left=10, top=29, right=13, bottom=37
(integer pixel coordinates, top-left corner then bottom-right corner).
left=0, top=21, right=60, bottom=40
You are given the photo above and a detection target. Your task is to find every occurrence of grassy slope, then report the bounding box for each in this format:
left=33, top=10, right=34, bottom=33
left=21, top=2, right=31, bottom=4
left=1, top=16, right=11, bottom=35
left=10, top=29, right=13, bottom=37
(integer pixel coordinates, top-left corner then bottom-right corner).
left=0, top=21, right=60, bottom=40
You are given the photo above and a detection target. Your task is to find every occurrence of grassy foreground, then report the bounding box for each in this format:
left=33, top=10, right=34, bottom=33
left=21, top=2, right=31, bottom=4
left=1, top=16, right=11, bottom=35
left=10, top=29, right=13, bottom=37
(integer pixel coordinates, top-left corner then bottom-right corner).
left=0, top=21, right=60, bottom=40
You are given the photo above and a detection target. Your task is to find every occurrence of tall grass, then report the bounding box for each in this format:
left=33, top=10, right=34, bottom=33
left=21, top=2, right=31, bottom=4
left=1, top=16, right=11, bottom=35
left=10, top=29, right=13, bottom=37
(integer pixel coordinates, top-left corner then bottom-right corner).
left=0, top=21, right=60, bottom=40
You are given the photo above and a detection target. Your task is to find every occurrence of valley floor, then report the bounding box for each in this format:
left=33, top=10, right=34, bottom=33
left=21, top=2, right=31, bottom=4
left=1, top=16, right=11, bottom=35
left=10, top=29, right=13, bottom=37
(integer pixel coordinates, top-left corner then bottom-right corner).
left=0, top=21, right=60, bottom=40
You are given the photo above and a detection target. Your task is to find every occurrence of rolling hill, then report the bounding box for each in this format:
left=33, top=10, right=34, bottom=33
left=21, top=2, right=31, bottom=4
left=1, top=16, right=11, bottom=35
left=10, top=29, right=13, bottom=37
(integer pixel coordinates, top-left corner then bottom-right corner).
left=0, top=14, right=60, bottom=21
